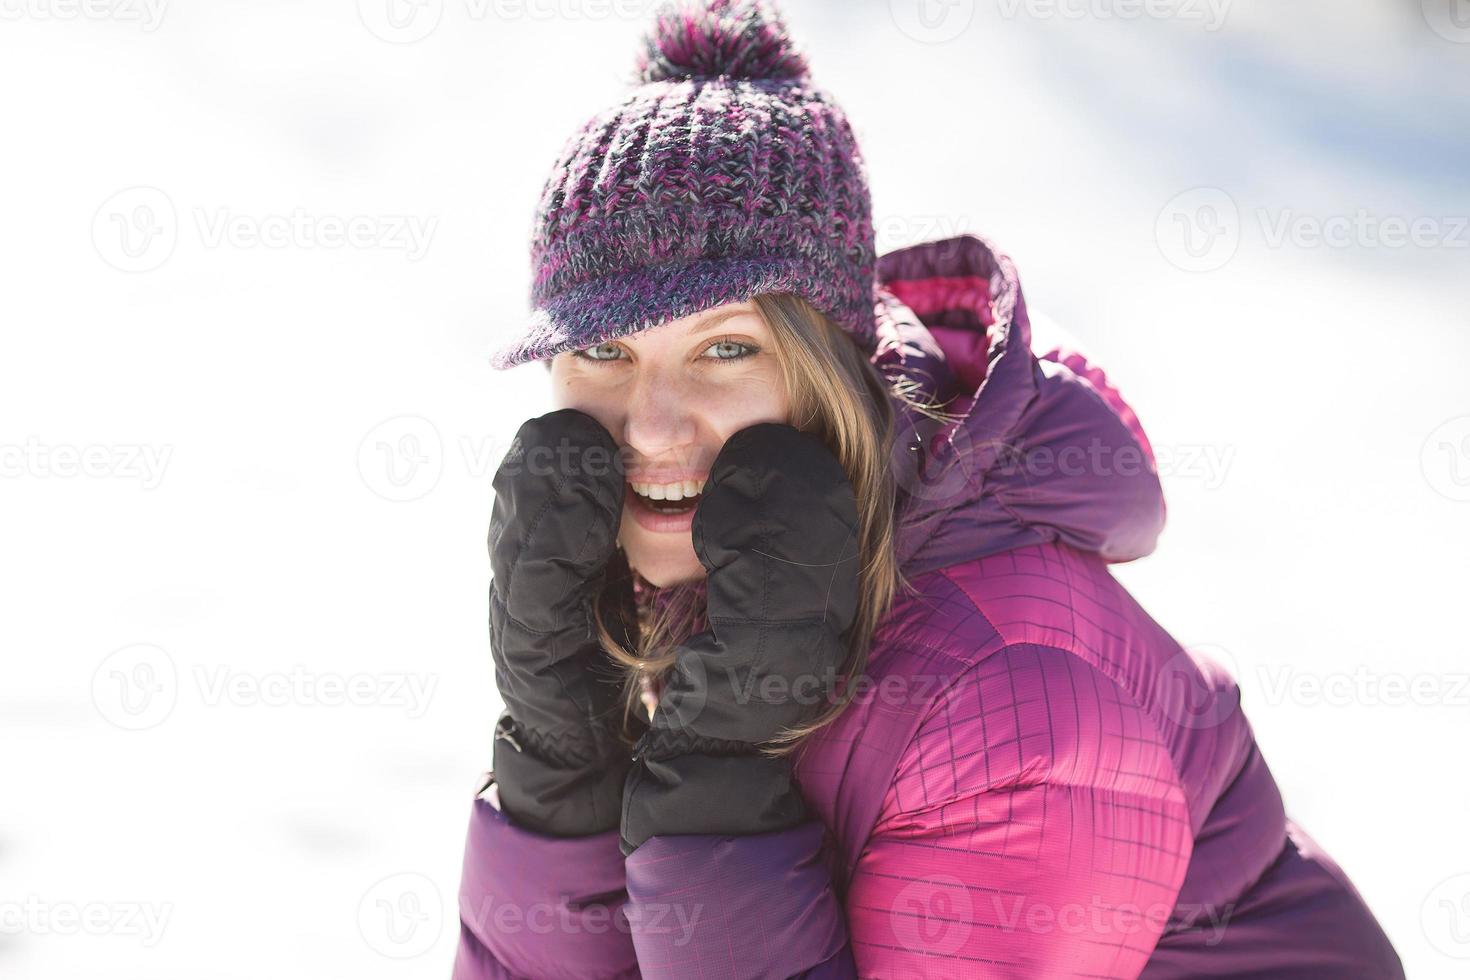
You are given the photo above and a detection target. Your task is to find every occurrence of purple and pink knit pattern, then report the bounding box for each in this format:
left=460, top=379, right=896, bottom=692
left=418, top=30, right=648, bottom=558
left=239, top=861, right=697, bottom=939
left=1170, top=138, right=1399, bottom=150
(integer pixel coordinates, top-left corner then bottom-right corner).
left=489, top=0, right=879, bottom=370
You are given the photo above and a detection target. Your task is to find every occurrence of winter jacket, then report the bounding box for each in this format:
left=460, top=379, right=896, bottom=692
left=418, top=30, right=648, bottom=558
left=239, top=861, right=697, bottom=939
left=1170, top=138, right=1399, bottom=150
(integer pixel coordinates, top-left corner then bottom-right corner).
left=453, top=234, right=1403, bottom=979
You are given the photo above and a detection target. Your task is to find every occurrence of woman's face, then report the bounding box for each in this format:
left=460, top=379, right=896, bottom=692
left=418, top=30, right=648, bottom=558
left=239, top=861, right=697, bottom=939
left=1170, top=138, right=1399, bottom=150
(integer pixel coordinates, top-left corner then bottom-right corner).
left=549, top=300, right=789, bottom=587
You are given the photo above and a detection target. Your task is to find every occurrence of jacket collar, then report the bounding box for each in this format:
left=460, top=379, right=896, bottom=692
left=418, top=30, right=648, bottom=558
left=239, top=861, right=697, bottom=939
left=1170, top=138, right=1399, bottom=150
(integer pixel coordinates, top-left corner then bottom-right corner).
left=874, top=234, right=1166, bottom=577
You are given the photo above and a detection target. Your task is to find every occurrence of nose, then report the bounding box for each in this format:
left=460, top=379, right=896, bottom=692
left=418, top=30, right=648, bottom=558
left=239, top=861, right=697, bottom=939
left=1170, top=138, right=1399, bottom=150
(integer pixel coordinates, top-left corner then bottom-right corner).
left=621, top=370, right=699, bottom=469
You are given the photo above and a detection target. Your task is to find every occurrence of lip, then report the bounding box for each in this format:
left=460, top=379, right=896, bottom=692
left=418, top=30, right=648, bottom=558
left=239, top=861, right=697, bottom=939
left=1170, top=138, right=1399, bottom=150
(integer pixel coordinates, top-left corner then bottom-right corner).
left=625, top=482, right=700, bottom=534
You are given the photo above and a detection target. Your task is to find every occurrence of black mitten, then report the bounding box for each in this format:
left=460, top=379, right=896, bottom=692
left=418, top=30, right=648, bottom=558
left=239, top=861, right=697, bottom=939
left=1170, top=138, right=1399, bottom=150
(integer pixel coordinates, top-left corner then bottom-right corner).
left=620, top=423, right=860, bottom=855
left=488, top=408, right=645, bottom=837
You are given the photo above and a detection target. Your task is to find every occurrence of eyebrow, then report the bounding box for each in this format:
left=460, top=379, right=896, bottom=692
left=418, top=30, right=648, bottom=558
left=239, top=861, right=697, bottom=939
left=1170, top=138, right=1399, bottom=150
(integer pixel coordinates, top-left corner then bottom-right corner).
left=687, top=307, right=754, bottom=335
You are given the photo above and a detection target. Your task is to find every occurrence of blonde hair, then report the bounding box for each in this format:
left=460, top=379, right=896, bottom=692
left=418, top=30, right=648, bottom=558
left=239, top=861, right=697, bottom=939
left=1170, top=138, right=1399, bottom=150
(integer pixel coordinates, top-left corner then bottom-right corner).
left=594, top=292, right=945, bottom=758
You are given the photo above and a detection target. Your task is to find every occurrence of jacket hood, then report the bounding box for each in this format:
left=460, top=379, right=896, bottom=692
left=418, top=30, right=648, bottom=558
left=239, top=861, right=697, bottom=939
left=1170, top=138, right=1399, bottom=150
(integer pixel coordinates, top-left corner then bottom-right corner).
left=873, top=234, right=1166, bottom=578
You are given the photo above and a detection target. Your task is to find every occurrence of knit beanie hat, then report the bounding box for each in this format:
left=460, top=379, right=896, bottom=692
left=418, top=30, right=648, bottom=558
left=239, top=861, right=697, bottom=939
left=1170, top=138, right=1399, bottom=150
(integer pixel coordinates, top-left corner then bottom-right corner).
left=488, top=0, right=878, bottom=370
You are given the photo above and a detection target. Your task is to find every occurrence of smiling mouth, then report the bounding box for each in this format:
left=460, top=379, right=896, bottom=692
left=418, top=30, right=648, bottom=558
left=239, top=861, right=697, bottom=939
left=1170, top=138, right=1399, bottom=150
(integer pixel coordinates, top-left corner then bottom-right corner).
left=628, top=479, right=705, bottom=515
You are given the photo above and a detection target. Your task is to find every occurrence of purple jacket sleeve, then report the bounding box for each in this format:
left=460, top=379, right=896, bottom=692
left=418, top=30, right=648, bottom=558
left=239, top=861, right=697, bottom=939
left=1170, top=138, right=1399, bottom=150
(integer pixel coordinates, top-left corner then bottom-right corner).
left=452, top=777, right=640, bottom=980
left=623, top=819, right=856, bottom=980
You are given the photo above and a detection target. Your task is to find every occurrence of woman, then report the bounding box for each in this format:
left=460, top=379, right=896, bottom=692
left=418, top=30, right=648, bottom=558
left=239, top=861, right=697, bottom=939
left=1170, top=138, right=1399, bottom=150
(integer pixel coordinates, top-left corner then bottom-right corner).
left=454, top=1, right=1403, bottom=976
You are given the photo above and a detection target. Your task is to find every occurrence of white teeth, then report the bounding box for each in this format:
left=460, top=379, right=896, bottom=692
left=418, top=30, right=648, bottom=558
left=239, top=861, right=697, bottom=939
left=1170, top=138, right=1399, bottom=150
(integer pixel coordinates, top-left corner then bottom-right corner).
left=631, top=479, right=707, bottom=500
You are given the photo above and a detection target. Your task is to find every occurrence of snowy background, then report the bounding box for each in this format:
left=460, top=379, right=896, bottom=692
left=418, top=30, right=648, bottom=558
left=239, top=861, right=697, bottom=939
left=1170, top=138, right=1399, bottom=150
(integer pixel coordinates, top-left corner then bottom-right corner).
left=2, top=0, right=1467, bottom=976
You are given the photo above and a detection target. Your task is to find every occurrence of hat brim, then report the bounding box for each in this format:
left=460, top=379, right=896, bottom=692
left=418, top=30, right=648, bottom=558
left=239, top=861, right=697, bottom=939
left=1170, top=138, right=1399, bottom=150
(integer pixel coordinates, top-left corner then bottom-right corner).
left=489, top=255, right=817, bottom=371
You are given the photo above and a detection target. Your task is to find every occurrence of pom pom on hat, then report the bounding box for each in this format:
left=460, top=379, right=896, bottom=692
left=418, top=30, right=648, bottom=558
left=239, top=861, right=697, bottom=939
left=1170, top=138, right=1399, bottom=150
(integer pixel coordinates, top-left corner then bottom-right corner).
left=634, top=0, right=810, bottom=83
left=489, top=0, right=878, bottom=371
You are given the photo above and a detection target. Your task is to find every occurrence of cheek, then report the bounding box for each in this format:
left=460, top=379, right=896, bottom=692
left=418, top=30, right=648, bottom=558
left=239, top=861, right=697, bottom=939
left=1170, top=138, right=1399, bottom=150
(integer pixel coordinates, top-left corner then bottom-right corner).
left=549, top=365, right=621, bottom=429
left=702, top=367, right=789, bottom=435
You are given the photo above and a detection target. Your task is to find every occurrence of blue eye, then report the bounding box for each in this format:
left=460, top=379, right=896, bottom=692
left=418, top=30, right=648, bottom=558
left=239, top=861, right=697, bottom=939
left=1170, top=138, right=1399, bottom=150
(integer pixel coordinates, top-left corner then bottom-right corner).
left=573, top=342, right=625, bottom=363
left=703, top=339, right=757, bottom=361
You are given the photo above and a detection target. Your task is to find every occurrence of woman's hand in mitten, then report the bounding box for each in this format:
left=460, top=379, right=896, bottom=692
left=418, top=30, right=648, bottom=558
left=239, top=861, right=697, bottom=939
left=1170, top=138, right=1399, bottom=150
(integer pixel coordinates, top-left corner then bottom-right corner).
left=488, top=408, right=642, bottom=837
left=620, top=422, right=860, bottom=855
